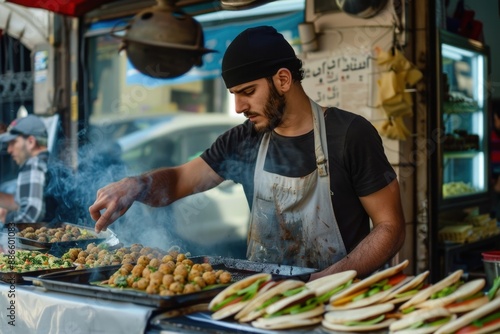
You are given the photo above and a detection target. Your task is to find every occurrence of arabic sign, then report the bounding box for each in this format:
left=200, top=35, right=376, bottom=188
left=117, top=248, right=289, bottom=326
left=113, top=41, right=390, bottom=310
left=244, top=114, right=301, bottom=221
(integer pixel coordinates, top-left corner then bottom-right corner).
left=302, top=53, right=373, bottom=115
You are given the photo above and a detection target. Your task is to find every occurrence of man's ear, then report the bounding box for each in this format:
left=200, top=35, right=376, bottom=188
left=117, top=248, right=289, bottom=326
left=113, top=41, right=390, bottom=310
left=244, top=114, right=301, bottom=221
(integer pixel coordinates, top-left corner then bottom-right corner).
left=273, top=68, right=293, bottom=93
left=25, top=136, right=37, bottom=149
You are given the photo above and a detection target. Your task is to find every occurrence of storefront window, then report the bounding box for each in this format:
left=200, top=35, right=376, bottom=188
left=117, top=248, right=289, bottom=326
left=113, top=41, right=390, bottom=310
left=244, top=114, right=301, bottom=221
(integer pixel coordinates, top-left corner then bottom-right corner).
left=84, top=1, right=305, bottom=129
left=79, top=1, right=305, bottom=253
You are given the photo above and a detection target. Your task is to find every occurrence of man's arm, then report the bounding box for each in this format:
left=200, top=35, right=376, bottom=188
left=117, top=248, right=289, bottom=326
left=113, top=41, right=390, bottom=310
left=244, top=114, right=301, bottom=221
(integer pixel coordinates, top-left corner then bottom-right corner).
left=0, top=192, right=17, bottom=211
left=90, top=157, right=223, bottom=233
left=310, top=179, right=406, bottom=280
left=6, top=165, right=46, bottom=224
left=0, top=208, right=7, bottom=224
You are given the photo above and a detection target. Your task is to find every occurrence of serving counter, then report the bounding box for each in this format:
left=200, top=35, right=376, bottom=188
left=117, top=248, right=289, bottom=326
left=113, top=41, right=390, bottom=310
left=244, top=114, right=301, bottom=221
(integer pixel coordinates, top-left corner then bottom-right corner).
left=0, top=225, right=386, bottom=334
left=0, top=283, right=384, bottom=334
left=0, top=284, right=155, bottom=334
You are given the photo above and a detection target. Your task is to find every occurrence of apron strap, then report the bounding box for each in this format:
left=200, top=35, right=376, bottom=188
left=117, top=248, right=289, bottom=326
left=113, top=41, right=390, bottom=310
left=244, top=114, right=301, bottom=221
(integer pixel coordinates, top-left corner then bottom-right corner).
left=310, top=98, right=329, bottom=177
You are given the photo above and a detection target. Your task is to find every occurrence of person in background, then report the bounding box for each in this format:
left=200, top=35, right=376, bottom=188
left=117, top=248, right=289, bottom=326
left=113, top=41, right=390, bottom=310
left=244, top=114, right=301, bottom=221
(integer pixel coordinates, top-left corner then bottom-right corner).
left=0, top=115, right=50, bottom=224
left=89, top=26, right=406, bottom=280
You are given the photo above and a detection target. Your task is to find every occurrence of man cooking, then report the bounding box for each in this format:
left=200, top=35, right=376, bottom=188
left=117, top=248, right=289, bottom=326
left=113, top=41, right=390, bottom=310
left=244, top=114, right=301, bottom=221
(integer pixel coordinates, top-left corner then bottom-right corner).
left=89, top=26, right=405, bottom=280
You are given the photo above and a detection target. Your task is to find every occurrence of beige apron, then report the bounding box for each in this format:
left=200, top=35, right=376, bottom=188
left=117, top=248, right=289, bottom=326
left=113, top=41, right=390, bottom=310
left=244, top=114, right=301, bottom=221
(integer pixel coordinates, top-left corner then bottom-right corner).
left=247, top=99, right=347, bottom=270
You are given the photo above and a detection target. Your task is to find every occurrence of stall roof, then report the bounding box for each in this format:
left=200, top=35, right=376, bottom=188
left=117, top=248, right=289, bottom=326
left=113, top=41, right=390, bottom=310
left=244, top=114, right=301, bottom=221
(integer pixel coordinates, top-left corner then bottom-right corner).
left=0, top=2, right=50, bottom=49
left=5, top=0, right=117, bottom=17
left=5, top=0, right=278, bottom=17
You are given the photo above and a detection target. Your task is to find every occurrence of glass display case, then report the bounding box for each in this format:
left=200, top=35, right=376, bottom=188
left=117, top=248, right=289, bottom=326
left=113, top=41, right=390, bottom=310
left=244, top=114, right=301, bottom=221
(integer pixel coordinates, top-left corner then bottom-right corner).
left=439, top=30, right=489, bottom=210
left=430, top=30, right=492, bottom=282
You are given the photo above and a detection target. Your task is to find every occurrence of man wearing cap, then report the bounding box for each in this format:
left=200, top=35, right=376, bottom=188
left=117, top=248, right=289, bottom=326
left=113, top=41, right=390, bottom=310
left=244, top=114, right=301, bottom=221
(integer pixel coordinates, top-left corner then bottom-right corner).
left=89, top=26, right=405, bottom=279
left=0, top=115, right=51, bottom=224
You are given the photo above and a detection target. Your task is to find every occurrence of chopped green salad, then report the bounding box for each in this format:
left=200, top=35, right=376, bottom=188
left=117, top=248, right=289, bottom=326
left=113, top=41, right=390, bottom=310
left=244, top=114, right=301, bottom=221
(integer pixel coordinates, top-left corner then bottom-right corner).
left=0, top=250, right=73, bottom=273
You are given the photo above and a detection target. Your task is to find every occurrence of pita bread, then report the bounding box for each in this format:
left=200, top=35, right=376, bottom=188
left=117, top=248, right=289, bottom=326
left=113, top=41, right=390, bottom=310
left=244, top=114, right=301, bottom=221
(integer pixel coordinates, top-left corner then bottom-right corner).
left=389, top=307, right=456, bottom=333
left=382, top=271, right=430, bottom=304
left=434, top=297, right=500, bottom=334
left=235, top=279, right=305, bottom=322
left=327, top=276, right=412, bottom=310
left=208, top=273, right=272, bottom=320
left=414, top=278, right=485, bottom=309
left=391, top=326, right=453, bottom=334
left=265, top=288, right=316, bottom=315
left=324, top=303, right=394, bottom=323
left=326, top=268, right=411, bottom=311
left=211, top=300, right=250, bottom=320
left=446, top=295, right=489, bottom=314
left=252, top=316, right=323, bottom=330
left=399, top=269, right=463, bottom=310
left=328, top=260, right=409, bottom=308
left=305, top=270, right=357, bottom=297
left=322, top=318, right=395, bottom=332
left=251, top=305, right=324, bottom=329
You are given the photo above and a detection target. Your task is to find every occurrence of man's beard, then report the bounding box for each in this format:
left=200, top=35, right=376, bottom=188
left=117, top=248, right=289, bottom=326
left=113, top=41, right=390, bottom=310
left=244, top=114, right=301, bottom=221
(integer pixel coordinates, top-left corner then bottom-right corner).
left=254, top=81, right=286, bottom=133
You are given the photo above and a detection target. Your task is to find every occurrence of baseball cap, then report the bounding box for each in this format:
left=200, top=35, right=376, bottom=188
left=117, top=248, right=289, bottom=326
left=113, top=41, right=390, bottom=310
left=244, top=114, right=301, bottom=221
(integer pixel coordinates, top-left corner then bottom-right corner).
left=221, top=25, right=300, bottom=88
left=0, top=115, right=48, bottom=143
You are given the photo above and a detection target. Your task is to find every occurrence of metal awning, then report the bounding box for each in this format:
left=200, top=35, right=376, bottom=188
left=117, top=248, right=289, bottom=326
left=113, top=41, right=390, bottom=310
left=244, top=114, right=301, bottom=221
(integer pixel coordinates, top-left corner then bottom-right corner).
left=4, top=0, right=117, bottom=17
left=0, top=1, right=50, bottom=49
left=4, top=0, right=277, bottom=18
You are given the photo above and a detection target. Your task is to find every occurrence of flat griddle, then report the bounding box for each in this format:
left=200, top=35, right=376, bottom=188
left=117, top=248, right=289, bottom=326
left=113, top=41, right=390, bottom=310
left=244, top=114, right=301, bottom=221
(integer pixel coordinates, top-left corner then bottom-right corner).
left=35, top=256, right=317, bottom=309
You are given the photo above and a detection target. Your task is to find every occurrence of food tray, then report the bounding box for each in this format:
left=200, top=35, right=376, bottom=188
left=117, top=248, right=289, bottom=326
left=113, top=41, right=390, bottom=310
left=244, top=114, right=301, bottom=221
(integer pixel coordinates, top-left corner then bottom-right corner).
left=0, top=267, right=76, bottom=285
left=35, top=256, right=317, bottom=309
left=14, top=222, right=116, bottom=256
left=438, top=224, right=473, bottom=244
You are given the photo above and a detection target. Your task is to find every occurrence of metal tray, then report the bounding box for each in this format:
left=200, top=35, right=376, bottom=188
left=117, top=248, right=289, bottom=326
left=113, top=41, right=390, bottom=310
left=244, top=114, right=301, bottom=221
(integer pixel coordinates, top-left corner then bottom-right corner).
left=0, top=266, right=76, bottom=285
left=14, top=222, right=116, bottom=257
left=35, top=256, right=317, bottom=309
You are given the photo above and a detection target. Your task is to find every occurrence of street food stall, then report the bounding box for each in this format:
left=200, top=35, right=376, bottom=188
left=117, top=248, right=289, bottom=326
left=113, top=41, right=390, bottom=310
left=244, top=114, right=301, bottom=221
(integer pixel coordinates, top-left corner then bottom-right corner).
left=2, top=0, right=500, bottom=333
left=1, top=224, right=500, bottom=334
left=0, top=221, right=320, bottom=333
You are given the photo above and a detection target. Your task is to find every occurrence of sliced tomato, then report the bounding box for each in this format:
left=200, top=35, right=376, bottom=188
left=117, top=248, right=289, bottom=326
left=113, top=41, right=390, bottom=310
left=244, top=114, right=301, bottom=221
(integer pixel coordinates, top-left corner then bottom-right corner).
left=387, top=273, right=407, bottom=287
left=456, top=325, right=482, bottom=334
left=456, top=316, right=500, bottom=334
left=212, top=295, right=244, bottom=311
left=446, top=295, right=485, bottom=309
left=259, top=280, right=275, bottom=290
left=225, top=296, right=244, bottom=307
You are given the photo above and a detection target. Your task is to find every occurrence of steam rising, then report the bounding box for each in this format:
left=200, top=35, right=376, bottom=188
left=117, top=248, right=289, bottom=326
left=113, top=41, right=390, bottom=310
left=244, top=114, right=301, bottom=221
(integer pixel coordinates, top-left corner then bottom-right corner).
left=41, top=125, right=247, bottom=258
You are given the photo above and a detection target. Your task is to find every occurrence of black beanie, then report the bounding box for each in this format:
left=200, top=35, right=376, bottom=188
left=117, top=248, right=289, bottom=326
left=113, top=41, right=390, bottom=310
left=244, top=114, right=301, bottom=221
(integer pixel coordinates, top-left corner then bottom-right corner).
left=221, top=26, right=299, bottom=88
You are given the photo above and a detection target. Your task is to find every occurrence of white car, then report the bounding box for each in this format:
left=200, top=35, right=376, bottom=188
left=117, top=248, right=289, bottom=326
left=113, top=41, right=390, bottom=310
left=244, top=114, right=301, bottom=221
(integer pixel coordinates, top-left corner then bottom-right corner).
left=115, top=113, right=250, bottom=258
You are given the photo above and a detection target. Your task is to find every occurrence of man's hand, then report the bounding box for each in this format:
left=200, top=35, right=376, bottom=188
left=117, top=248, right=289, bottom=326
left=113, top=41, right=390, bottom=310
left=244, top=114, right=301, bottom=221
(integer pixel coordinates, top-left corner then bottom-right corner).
left=0, top=207, right=7, bottom=225
left=89, top=177, right=146, bottom=233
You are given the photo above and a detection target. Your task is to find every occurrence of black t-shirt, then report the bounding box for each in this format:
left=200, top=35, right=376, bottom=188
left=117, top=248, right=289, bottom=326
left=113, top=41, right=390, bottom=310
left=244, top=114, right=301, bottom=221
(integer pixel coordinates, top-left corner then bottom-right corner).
left=201, top=107, right=397, bottom=252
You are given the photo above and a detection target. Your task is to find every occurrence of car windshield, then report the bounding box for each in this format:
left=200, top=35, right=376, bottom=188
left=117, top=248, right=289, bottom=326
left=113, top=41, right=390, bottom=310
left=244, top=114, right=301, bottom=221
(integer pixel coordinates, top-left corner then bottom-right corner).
left=116, top=114, right=242, bottom=173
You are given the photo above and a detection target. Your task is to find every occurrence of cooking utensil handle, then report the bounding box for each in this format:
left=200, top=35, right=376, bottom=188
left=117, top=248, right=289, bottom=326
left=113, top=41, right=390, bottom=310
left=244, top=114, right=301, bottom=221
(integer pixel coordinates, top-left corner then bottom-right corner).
left=151, top=303, right=210, bottom=323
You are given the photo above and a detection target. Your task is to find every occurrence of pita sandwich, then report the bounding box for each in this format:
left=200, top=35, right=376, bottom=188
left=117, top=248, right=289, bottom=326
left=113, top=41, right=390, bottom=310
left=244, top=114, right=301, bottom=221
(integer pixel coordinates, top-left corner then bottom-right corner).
left=322, top=302, right=396, bottom=332
left=328, top=259, right=411, bottom=310
left=414, top=278, right=485, bottom=310
left=399, top=269, right=463, bottom=311
left=435, top=297, right=500, bottom=334
left=389, top=306, right=457, bottom=334
left=381, top=271, right=430, bottom=305
left=208, top=273, right=273, bottom=320
left=235, top=279, right=305, bottom=322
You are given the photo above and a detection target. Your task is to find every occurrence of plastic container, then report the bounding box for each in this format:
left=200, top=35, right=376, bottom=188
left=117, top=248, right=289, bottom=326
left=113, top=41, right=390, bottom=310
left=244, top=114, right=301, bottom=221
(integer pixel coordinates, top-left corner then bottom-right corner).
left=482, top=251, right=500, bottom=288
left=482, top=251, right=500, bottom=261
